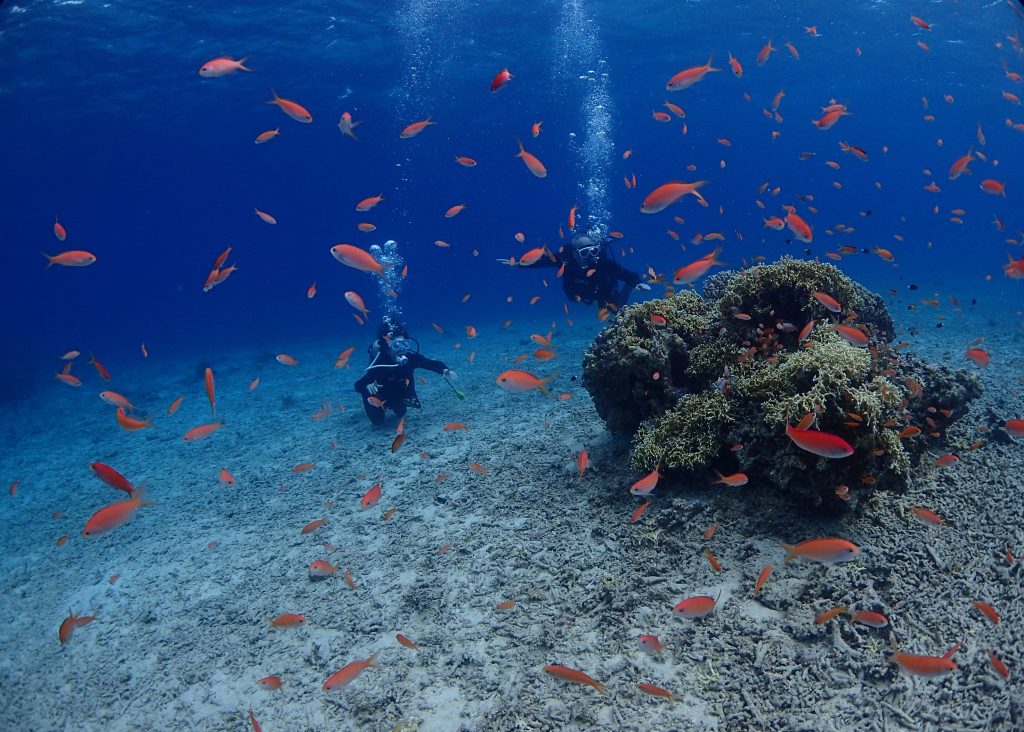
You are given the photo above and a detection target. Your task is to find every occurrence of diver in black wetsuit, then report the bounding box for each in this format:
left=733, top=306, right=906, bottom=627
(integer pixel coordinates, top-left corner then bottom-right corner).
left=354, top=320, right=456, bottom=426
left=501, top=235, right=650, bottom=310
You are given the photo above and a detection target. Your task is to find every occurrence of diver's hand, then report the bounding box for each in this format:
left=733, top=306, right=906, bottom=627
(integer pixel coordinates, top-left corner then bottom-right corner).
left=366, top=382, right=379, bottom=396
left=495, top=258, right=512, bottom=266
left=636, top=283, right=652, bottom=291
left=443, top=368, right=458, bottom=381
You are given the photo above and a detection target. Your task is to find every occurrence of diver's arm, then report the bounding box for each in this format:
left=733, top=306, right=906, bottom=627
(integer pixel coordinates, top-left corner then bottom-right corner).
left=606, top=260, right=643, bottom=288
left=406, top=352, right=448, bottom=375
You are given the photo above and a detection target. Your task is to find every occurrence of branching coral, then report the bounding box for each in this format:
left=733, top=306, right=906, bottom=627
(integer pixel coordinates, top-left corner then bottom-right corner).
left=631, top=391, right=733, bottom=471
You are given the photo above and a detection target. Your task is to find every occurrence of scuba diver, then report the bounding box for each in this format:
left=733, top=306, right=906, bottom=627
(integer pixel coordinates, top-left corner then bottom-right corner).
left=354, top=318, right=457, bottom=426
left=500, top=235, right=650, bottom=310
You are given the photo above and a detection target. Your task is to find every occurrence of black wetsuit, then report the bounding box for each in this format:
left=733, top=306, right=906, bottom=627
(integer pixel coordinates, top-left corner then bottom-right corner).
left=525, top=246, right=642, bottom=308
left=354, top=343, right=448, bottom=425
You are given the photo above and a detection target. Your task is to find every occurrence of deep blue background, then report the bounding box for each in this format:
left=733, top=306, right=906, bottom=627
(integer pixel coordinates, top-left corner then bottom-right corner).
left=2, top=0, right=1022, bottom=399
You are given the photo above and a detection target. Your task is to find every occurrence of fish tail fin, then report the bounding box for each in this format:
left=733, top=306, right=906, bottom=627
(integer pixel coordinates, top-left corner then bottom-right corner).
left=538, top=372, right=559, bottom=397
left=42, top=252, right=54, bottom=270
left=266, top=88, right=279, bottom=104
left=594, top=681, right=608, bottom=695
left=238, top=57, right=252, bottom=72
left=780, top=542, right=795, bottom=563
left=514, top=137, right=524, bottom=156
left=367, top=651, right=381, bottom=668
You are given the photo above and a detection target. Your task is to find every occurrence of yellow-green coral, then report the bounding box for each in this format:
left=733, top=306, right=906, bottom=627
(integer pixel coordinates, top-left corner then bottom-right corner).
left=734, top=331, right=869, bottom=426
left=631, top=391, right=734, bottom=471
left=717, top=257, right=863, bottom=315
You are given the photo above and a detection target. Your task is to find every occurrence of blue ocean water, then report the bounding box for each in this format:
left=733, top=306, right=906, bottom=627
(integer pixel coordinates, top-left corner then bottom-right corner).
left=3, top=0, right=1022, bottom=382
left=2, top=1, right=1024, bottom=729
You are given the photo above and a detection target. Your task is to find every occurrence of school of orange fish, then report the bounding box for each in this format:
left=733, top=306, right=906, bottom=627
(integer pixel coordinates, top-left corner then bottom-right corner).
left=29, top=11, right=1024, bottom=726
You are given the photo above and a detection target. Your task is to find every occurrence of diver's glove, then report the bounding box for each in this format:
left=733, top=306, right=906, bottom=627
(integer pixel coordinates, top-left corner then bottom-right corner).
left=636, top=283, right=652, bottom=291
left=366, top=382, right=380, bottom=396
left=443, top=368, right=458, bottom=381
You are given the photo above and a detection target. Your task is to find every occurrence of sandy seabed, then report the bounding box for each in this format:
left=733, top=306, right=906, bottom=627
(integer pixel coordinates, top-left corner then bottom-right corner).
left=0, top=303, right=1021, bottom=732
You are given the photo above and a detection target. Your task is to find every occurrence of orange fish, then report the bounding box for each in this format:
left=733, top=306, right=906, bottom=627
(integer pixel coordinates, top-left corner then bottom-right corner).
left=637, top=682, right=675, bottom=701
left=397, top=633, right=419, bottom=651
left=255, top=128, right=279, bottom=144
left=87, top=353, right=110, bottom=381
left=400, top=117, right=435, bottom=138
left=965, top=347, right=990, bottom=368
left=355, top=194, right=384, bottom=212
left=757, top=39, right=775, bottom=65
left=344, top=290, right=370, bottom=317
left=330, top=244, right=387, bottom=274
left=849, top=610, right=888, bottom=628
left=269, top=614, right=305, bottom=628
left=781, top=538, right=860, bottom=563
left=254, top=208, right=277, bottom=225
left=267, top=89, right=312, bottom=123
left=445, top=204, right=466, bottom=218
left=514, top=139, right=547, bottom=178
left=543, top=664, right=606, bottom=694
left=276, top=354, right=298, bottom=366
left=973, top=601, right=1000, bottom=625
left=309, top=559, right=338, bottom=578
left=812, top=107, right=849, bottom=130
left=980, top=179, right=1006, bottom=196
left=785, top=211, right=813, bottom=242
left=115, top=407, right=153, bottom=431
left=577, top=449, right=589, bottom=478
left=83, top=492, right=155, bottom=536
left=673, top=592, right=719, bottom=618
left=531, top=121, right=542, bottom=137
left=53, top=217, right=67, bottom=241
left=834, top=325, right=869, bottom=348
left=257, top=675, right=284, bottom=690
left=301, top=518, right=326, bottom=534
left=630, top=499, right=652, bottom=523
left=889, top=642, right=959, bottom=677
left=89, top=462, right=136, bottom=496
left=360, top=483, right=382, bottom=509
left=666, top=57, right=719, bottom=91
left=337, top=111, right=361, bottom=140
left=948, top=149, right=973, bottom=179
left=43, top=250, right=96, bottom=268
left=711, top=470, right=748, bottom=487
left=637, top=634, right=664, bottom=654
left=183, top=420, right=224, bottom=441
left=629, top=464, right=662, bottom=496
left=496, top=369, right=557, bottom=395
left=641, top=180, right=708, bottom=214
left=199, top=56, right=251, bottom=77
left=323, top=653, right=379, bottom=691
left=727, top=51, right=743, bottom=78
left=204, top=367, right=215, bottom=417
left=673, top=248, right=724, bottom=285
left=100, top=390, right=135, bottom=409
left=753, top=564, right=772, bottom=595
left=490, top=68, right=513, bottom=91
left=454, top=155, right=476, bottom=167
left=219, top=468, right=235, bottom=485
left=59, top=609, right=97, bottom=645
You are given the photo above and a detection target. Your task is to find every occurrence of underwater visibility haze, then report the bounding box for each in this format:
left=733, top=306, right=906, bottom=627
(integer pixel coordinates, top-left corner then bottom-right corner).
left=1, top=0, right=1024, bottom=730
